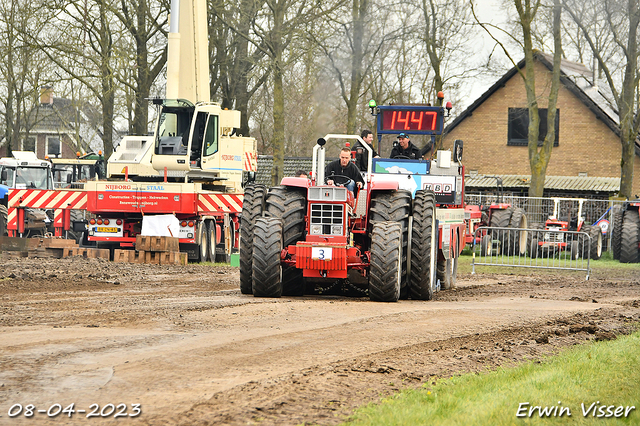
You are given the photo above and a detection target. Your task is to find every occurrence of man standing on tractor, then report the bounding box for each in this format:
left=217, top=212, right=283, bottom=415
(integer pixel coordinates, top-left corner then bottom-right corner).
left=390, top=133, right=422, bottom=159
left=352, top=129, right=379, bottom=172
left=325, top=147, right=364, bottom=194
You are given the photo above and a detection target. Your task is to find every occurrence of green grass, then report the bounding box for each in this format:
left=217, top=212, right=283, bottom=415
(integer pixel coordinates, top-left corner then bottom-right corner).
left=342, top=330, right=640, bottom=426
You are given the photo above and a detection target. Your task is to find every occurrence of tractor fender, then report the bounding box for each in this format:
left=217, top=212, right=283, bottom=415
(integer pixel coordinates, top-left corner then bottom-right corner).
left=280, top=177, right=311, bottom=188
left=367, top=178, right=399, bottom=191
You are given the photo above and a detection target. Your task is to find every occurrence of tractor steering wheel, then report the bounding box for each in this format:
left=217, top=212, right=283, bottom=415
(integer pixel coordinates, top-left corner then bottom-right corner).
left=326, top=174, right=354, bottom=188
left=393, top=155, right=411, bottom=160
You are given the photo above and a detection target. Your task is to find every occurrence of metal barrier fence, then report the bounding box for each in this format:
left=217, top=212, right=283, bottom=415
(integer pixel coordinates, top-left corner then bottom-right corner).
left=471, top=226, right=593, bottom=280
left=465, top=195, right=623, bottom=252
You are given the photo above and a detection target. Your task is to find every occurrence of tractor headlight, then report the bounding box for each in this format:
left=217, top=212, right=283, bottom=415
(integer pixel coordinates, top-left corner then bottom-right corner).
left=331, top=225, right=343, bottom=235
left=310, top=224, right=322, bottom=235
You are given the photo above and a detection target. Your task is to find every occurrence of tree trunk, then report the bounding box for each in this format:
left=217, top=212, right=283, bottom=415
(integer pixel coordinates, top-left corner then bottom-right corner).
left=271, top=4, right=285, bottom=186
left=618, top=0, right=639, bottom=199
left=345, top=0, right=366, bottom=135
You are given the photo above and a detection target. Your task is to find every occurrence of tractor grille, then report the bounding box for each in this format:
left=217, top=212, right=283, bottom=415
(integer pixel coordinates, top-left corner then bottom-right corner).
left=544, top=227, right=565, bottom=243
left=310, top=204, right=344, bottom=235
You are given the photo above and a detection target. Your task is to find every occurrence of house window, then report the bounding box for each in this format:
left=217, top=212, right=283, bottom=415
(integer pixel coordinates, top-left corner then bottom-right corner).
left=508, top=108, right=559, bottom=147
left=47, top=136, right=61, bottom=157
left=22, top=137, right=36, bottom=152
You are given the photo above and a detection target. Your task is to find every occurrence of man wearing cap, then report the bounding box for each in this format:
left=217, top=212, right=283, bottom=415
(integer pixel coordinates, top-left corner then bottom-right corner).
left=390, top=133, right=422, bottom=159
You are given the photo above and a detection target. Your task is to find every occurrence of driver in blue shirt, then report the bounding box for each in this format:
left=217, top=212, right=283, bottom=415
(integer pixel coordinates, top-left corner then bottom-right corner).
left=325, top=147, right=364, bottom=194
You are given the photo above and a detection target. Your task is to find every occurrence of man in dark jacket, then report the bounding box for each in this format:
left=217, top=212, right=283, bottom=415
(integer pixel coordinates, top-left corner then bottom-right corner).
left=325, top=147, right=364, bottom=194
left=390, top=133, right=422, bottom=159
left=351, top=129, right=379, bottom=172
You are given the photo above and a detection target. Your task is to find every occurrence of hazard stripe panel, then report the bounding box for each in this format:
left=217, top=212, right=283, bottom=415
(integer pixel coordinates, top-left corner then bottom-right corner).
left=198, top=194, right=244, bottom=214
left=7, top=189, right=87, bottom=230
left=244, top=152, right=257, bottom=172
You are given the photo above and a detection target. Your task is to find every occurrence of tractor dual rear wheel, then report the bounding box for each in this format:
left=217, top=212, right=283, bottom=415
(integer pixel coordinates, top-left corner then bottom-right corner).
left=369, top=221, right=402, bottom=302
left=265, top=186, right=307, bottom=296
left=239, top=184, right=267, bottom=294
left=252, top=217, right=283, bottom=298
left=370, top=190, right=412, bottom=297
left=409, top=190, right=436, bottom=300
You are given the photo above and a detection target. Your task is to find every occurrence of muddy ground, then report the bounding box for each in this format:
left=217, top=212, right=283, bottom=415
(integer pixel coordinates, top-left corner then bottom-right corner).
left=0, top=253, right=639, bottom=425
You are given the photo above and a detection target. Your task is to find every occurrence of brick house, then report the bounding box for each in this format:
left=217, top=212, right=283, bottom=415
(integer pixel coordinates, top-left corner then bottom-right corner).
left=0, top=88, right=100, bottom=160
left=443, top=51, right=640, bottom=199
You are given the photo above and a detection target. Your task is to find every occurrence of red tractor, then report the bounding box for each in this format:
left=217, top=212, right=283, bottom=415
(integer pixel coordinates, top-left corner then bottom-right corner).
left=240, top=134, right=465, bottom=301
left=528, top=198, right=602, bottom=260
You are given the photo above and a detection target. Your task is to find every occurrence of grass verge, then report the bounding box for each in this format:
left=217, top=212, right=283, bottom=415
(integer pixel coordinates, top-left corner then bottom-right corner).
left=342, top=329, right=639, bottom=425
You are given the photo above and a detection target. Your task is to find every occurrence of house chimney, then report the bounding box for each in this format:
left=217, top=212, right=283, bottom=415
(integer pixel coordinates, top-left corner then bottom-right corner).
left=40, top=86, right=53, bottom=106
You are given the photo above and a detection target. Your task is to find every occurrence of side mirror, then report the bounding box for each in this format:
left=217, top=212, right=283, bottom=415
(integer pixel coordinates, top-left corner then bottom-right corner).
left=67, top=174, right=73, bottom=184
left=0, top=169, right=7, bottom=182
left=453, top=139, right=463, bottom=163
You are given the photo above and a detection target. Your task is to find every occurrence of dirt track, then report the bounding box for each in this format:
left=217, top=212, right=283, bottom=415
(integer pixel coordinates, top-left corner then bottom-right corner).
left=0, top=253, right=639, bottom=425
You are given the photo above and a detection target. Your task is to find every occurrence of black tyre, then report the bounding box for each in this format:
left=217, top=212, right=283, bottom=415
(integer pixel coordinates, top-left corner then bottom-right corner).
left=265, top=186, right=306, bottom=247
left=409, top=190, right=436, bottom=300
left=197, top=220, right=209, bottom=262
left=0, top=204, right=8, bottom=236
left=480, top=234, right=492, bottom=257
left=369, top=221, right=402, bottom=302
left=569, top=241, right=578, bottom=260
left=240, top=184, right=266, bottom=294
left=611, top=204, right=624, bottom=260
left=620, top=209, right=640, bottom=263
left=370, top=190, right=412, bottom=288
left=527, top=222, right=543, bottom=258
left=437, top=256, right=458, bottom=290
left=489, top=207, right=513, bottom=254
left=580, top=224, right=603, bottom=260
left=265, top=186, right=306, bottom=295
left=207, top=220, right=217, bottom=263
left=252, top=217, right=283, bottom=298
left=504, top=207, right=528, bottom=255
left=436, top=228, right=459, bottom=290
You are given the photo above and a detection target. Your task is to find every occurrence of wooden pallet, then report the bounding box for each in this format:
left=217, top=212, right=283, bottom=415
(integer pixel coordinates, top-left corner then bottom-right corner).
left=62, top=247, right=110, bottom=259
left=134, top=250, right=188, bottom=265
left=113, top=249, right=138, bottom=263
left=135, top=235, right=179, bottom=252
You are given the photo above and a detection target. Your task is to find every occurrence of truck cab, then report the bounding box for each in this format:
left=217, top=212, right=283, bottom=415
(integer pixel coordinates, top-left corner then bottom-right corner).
left=0, top=151, right=54, bottom=236
left=107, top=99, right=256, bottom=193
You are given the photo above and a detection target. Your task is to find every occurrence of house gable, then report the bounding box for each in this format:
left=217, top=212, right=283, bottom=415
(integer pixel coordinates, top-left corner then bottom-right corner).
left=443, top=53, right=640, bottom=196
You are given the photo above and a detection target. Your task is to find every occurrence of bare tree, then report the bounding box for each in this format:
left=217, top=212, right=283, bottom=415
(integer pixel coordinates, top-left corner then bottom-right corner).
left=564, top=0, right=639, bottom=199
left=209, top=0, right=270, bottom=137
left=473, top=0, right=563, bottom=198
left=0, top=0, right=48, bottom=156
left=114, top=0, right=169, bottom=135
